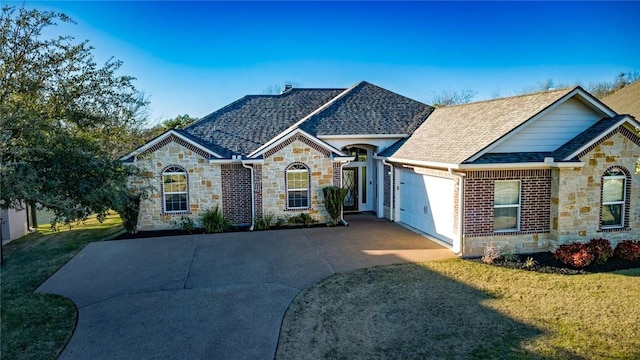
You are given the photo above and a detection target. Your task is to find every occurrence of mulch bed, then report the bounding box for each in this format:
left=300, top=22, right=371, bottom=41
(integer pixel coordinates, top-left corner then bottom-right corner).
left=112, top=222, right=340, bottom=240
left=468, top=252, right=640, bottom=275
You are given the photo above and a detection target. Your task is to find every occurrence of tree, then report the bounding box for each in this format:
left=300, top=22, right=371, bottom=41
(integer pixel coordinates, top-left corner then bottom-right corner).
left=140, top=114, right=198, bottom=143
left=431, top=89, right=476, bottom=107
left=0, top=6, right=148, bottom=225
left=587, top=71, right=640, bottom=99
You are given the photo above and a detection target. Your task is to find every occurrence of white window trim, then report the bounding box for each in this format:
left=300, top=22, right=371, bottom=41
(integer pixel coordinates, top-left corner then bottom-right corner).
left=493, top=180, right=521, bottom=233
left=286, top=167, right=310, bottom=209
left=601, top=174, right=626, bottom=229
left=163, top=169, right=189, bottom=214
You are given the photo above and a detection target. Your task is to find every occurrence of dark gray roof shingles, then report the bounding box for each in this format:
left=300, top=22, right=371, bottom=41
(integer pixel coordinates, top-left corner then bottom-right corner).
left=300, top=82, right=433, bottom=136
left=184, top=88, right=345, bottom=157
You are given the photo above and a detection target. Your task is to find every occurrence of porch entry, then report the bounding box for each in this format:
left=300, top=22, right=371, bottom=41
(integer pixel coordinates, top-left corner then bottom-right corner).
left=342, top=146, right=372, bottom=212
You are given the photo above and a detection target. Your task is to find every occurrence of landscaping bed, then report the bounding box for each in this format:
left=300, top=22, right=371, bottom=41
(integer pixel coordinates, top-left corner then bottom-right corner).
left=467, top=251, right=640, bottom=275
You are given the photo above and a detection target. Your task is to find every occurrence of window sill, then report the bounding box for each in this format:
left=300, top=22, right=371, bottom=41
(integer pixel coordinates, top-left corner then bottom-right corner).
left=285, top=207, right=311, bottom=211
left=598, top=227, right=630, bottom=233
left=162, top=211, right=190, bottom=216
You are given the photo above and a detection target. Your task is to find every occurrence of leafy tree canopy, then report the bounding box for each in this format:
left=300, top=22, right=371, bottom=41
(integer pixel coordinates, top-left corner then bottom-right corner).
left=0, top=6, right=148, bottom=225
left=139, top=114, right=198, bottom=144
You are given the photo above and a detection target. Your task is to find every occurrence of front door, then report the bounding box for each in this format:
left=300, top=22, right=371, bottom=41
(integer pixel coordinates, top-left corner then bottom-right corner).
left=342, top=168, right=358, bottom=211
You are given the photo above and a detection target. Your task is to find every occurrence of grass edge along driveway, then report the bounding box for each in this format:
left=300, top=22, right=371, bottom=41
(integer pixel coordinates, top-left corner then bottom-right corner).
left=276, top=259, right=640, bottom=360
left=1, top=214, right=123, bottom=360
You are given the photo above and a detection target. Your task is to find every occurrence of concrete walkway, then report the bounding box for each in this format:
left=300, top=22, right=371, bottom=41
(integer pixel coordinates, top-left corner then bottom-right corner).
left=37, top=215, right=454, bottom=360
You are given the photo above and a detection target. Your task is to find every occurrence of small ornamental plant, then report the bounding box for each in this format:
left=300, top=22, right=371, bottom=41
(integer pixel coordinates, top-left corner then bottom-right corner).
left=481, top=241, right=502, bottom=264
left=587, top=238, right=613, bottom=265
left=614, top=240, right=640, bottom=261
left=553, top=242, right=594, bottom=268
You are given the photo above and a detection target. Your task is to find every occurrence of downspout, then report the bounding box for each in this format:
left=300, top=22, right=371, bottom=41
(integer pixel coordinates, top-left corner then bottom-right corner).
left=241, top=160, right=255, bottom=231
left=339, top=160, right=350, bottom=226
left=448, top=168, right=465, bottom=255
left=382, top=159, right=394, bottom=222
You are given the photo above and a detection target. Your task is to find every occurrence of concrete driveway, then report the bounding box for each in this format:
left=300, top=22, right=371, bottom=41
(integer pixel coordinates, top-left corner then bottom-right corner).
left=37, top=215, right=454, bottom=360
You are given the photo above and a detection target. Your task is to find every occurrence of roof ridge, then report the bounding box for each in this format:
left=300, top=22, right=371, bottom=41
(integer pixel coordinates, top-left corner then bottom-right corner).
left=247, top=81, right=363, bottom=157
left=437, top=86, right=579, bottom=109
left=183, top=95, right=252, bottom=130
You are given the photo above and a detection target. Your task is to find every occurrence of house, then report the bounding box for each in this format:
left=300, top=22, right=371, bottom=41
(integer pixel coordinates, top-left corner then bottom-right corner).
left=1, top=207, right=30, bottom=244
left=122, top=82, right=640, bottom=256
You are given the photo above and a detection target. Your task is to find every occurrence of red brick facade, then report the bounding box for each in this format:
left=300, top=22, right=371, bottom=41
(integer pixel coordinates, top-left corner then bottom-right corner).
left=221, top=164, right=252, bottom=225
left=253, top=164, right=263, bottom=218
left=464, top=169, right=551, bottom=236
left=333, top=162, right=342, bottom=187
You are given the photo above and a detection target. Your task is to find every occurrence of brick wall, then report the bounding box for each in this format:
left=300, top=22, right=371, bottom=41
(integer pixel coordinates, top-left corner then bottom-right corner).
left=333, top=162, right=342, bottom=187
left=221, top=164, right=252, bottom=225
left=254, top=164, right=263, bottom=218
left=464, top=169, right=552, bottom=236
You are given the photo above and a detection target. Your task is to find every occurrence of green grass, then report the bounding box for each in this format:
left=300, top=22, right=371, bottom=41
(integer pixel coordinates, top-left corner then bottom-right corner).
left=1, top=214, right=124, bottom=360
left=277, top=259, right=640, bottom=360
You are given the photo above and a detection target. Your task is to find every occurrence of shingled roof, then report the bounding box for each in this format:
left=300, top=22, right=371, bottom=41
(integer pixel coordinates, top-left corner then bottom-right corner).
left=183, top=81, right=433, bottom=158
left=386, top=87, right=578, bottom=165
left=601, top=81, right=640, bottom=119
left=299, top=81, right=433, bottom=136
left=184, top=88, right=345, bottom=157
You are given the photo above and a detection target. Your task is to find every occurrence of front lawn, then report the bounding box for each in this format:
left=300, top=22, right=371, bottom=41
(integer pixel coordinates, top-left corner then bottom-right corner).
left=1, top=214, right=123, bottom=360
left=276, top=259, right=640, bottom=360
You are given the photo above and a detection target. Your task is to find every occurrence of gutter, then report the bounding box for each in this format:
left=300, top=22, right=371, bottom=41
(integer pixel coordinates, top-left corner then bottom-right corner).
left=385, top=156, right=585, bottom=171
left=241, top=160, right=255, bottom=231
left=448, top=168, right=465, bottom=255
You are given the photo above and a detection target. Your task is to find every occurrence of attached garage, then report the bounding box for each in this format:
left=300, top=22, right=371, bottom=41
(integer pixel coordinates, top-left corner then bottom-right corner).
left=398, top=170, right=455, bottom=245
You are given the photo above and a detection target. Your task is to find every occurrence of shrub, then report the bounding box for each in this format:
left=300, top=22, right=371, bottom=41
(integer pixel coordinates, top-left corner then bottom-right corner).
left=614, top=240, right=640, bottom=261
left=502, top=247, right=519, bottom=263
left=322, top=186, right=348, bottom=225
left=200, top=206, right=233, bottom=233
left=523, top=257, right=538, bottom=269
left=253, top=213, right=275, bottom=231
left=288, top=213, right=318, bottom=227
left=179, top=216, right=196, bottom=234
left=115, top=193, right=141, bottom=234
left=481, top=241, right=502, bottom=264
left=587, top=238, right=613, bottom=265
left=553, top=242, right=594, bottom=268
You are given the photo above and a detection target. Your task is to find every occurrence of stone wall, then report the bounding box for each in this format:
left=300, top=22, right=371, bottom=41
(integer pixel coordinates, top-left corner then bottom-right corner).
left=464, top=233, right=552, bottom=256
left=134, top=141, right=221, bottom=231
left=261, top=139, right=334, bottom=223
left=551, top=126, right=640, bottom=248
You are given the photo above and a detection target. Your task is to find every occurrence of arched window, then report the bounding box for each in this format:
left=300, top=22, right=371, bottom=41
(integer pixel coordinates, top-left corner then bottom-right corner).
left=600, top=167, right=630, bottom=229
left=286, top=163, right=309, bottom=209
left=162, top=166, right=188, bottom=213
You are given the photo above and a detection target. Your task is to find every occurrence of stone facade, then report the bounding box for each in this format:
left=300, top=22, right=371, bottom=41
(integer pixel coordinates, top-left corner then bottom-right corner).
left=551, top=126, right=640, bottom=248
left=463, top=125, right=640, bottom=256
left=261, top=139, right=334, bottom=223
left=134, top=141, right=222, bottom=231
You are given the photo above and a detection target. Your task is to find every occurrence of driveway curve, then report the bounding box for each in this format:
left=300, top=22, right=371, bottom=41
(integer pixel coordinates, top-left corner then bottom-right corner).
left=37, top=215, right=454, bottom=359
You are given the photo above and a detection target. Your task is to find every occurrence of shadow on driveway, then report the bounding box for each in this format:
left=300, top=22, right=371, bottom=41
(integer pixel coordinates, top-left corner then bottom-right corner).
left=37, top=216, right=458, bottom=359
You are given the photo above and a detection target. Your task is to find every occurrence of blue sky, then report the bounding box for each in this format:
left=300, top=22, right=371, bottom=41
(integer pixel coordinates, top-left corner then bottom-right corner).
left=14, top=1, right=640, bottom=125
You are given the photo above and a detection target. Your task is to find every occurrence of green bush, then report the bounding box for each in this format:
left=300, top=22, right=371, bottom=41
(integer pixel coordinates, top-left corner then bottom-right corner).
left=115, top=193, right=141, bottom=234
left=253, top=213, right=275, bottom=230
left=200, top=206, right=233, bottom=233
left=322, top=186, right=348, bottom=225
left=288, top=213, right=318, bottom=227
left=179, top=216, right=196, bottom=234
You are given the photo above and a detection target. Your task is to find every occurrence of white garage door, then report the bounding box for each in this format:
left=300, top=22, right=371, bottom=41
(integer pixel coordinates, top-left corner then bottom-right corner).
left=399, top=170, right=455, bottom=245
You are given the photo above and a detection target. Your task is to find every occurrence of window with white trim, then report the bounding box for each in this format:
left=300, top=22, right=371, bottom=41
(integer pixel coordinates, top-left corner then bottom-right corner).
left=163, top=166, right=188, bottom=213
left=494, top=180, right=520, bottom=232
left=286, top=163, right=309, bottom=209
left=601, top=168, right=626, bottom=228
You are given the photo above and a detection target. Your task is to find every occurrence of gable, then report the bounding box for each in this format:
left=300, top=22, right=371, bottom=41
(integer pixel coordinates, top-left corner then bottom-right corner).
left=137, top=134, right=211, bottom=159
left=490, top=97, right=607, bottom=153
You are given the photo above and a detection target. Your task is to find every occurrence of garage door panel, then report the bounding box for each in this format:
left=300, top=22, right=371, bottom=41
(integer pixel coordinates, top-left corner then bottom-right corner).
left=399, top=171, right=454, bottom=245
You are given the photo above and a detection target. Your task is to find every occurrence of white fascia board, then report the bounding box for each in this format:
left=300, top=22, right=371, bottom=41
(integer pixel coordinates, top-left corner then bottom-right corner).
left=384, top=156, right=583, bottom=171
left=249, top=128, right=348, bottom=159
left=466, top=88, right=616, bottom=163
left=317, top=134, right=408, bottom=139
left=563, top=116, right=640, bottom=160
left=457, top=161, right=584, bottom=170
left=385, top=157, right=458, bottom=170
left=247, top=82, right=361, bottom=158
left=120, top=130, right=223, bottom=160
